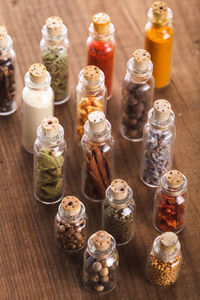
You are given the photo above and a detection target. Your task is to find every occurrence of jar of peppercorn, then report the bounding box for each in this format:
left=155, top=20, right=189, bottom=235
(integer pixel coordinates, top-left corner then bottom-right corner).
left=87, top=12, right=115, bottom=100
left=146, top=232, right=182, bottom=287
left=153, top=170, right=188, bottom=233
left=55, top=196, right=88, bottom=251
left=103, top=179, right=136, bottom=245
left=76, top=65, right=106, bottom=145
left=83, top=230, right=119, bottom=294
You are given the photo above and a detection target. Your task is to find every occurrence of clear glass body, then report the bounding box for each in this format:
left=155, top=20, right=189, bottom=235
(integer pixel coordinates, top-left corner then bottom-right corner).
left=83, top=233, right=119, bottom=294
left=153, top=174, right=188, bottom=233
left=81, top=120, right=114, bottom=202
left=140, top=108, right=176, bottom=188
left=87, top=23, right=115, bottom=100
left=55, top=202, right=87, bottom=251
left=0, top=35, right=17, bottom=115
left=146, top=235, right=182, bottom=287
left=76, top=69, right=106, bottom=145
left=102, top=186, right=136, bottom=245
left=40, top=24, right=70, bottom=104
left=33, top=124, right=66, bottom=204
left=120, top=57, right=154, bottom=142
left=145, top=8, right=173, bottom=88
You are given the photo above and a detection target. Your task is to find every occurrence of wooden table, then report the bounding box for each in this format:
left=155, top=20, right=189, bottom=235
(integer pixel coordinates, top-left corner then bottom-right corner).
left=0, top=0, right=199, bottom=299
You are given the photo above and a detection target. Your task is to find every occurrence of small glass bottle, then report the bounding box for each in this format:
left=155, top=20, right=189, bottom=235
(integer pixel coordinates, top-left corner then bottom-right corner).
left=87, top=12, right=115, bottom=100
left=140, top=99, right=176, bottom=188
left=0, top=26, right=17, bottom=116
left=81, top=111, right=114, bottom=202
left=55, top=196, right=87, bottom=251
left=40, top=16, right=70, bottom=104
left=33, top=116, right=66, bottom=204
left=83, top=230, right=119, bottom=294
left=146, top=232, right=182, bottom=287
left=22, top=63, right=54, bottom=153
left=153, top=170, right=188, bottom=233
left=76, top=65, right=106, bottom=145
left=120, top=49, right=154, bottom=141
left=103, top=179, right=136, bottom=245
left=145, top=1, right=173, bottom=88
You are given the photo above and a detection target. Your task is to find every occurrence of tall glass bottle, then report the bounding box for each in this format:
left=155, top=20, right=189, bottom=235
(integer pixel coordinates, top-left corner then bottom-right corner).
left=145, top=1, right=173, bottom=88
left=0, top=26, right=17, bottom=115
left=81, top=111, right=114, bottom=202
left=33, top=116, right=66, bottom=204
left=140, top=99, right=175, bottom=187
left=87, top=12, right=115, bottom=100
left=40, top=16, right=70, bottom=104
left=76, top=65, right=106, bottom=145
left=120, top=49, right=154, bottom=141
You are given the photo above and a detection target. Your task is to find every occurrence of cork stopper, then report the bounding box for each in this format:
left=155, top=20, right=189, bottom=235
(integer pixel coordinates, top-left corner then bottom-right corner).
left=133, top=49, right=151, bottom=72
left=110, top=179, right=128, bottom=200
left=29, top=63, right=46, bottom=84
left=0, top=26, right=7, bottom=48
left=92, top=12, right=111, bottom=34
left=46, top=16, right=63, bottom=36
left=165, top=170, right=184, bottom=188
left=83, top=65, right=100, bottom=82
left=93, top=230, right=111, bottom=251
left=61, top=196, right=81, bottom=216
left=88, top=111, right=106, bottom=134
left=42, top=116, right=59, bottom=138
left=152, top=1, right=168, bottom=22
left=153, top=99, right=171, bottom=122
left=160, top=232, right=178, bottom=252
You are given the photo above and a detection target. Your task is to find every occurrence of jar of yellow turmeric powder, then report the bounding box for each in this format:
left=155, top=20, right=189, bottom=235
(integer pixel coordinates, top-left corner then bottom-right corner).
left=145, top=1, right=173, bottom=88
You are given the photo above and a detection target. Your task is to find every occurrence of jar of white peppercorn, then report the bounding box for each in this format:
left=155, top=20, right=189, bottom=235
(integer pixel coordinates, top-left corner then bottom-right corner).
left=120, top=49, right=154, bottom=142
left=146, top=232, right=182, bottom=287
left=140, top=99, right=176, bottom=187
left=83, top=230, right=118, bottom=294
left=103, top=179, right=136, bottom=245
left=55, top=196, right=88, bottom=251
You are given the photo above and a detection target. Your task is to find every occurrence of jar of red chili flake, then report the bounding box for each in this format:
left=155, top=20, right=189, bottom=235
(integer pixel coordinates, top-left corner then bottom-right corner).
left=153, top=170, right=188, bottom=233
left=87, top=12, right=115, bottom=100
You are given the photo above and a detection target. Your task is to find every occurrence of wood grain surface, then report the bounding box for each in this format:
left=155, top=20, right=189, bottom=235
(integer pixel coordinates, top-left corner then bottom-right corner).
left=0, top=0, right=200, bottom=299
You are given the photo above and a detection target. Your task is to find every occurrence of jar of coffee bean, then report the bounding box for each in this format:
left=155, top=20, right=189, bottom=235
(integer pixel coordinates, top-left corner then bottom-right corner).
left=83, top=230, right=119, bottom=294
left=120, top=49, right=154, bottom=142
left=55, top=196, right=88, bottom=251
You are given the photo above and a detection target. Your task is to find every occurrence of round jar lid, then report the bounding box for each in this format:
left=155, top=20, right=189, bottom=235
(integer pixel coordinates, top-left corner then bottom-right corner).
left=0, top=26, right=7, bottom=48
left=29, top=63, right=46, bottom=84
left=92, top=230, right=111, bottom=251
left=92, top=12, right=111, bottom=34
left=42, top=116, right=59, bottom=138
left=61, top=196, right=81, bottom=216
left=83, top=65, right=100, bottom=82
left=160, top=232, right=178, bottom=252
left=88, top=111, right=106, bottom=134
left=110, top=179, right=128, bottom=200
left=46, top=16, right=63, bottom=36
left=152, top=1, right=168, bottom=21
left=165, top=170, right=184, bottom=188
left=153, top=99, right=171, bottom=122
left=133, top=49, right=151, bottom=72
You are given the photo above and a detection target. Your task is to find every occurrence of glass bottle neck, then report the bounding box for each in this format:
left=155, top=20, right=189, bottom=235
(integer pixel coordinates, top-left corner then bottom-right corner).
left=83, top=119, right=111, bottom=143
left=160, top=173, right=188, bottom=197
left=36, top=124, right=64, bottom=146
left=24, top=71, right=51, bottom=91
left=0, top=35, right=13, bottom=56
left=78, top=69, right=105, bottom=92
left=58, top=202, right=86, bottom=223
left=88, top=23, right=115, bottom=42
left=87, top=232, right=116, bottom=259
left=126, top=57, right=153, bottom=83
left=147, top=7, right=173, bottom=28
left=148, top=108, right=175, bottom=131
left=152, top=236, right=180, bottom=263
left=106, top=186, right=133, bottom=209
left=41, top=24, right=68, bottom=43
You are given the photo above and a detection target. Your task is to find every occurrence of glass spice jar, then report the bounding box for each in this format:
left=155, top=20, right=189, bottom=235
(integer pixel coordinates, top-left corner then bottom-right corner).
left=120, top=49, right=154, bottom=141
left=146, top=232, right=182, bottom=287
left=103, top=179, right=136, bottom=245
left=83, top=230, right=119, bottom=294
left=153, top=170, right=188, bottom=233
left=55, top=196, right=87, bottom=251
left=33, top=116, right=66, bottom=204
left=76, top=65, right=106, bottom=145
left=0, top=26, right=17, bottom=116
left=87, top=12, right=115, bottom=100
left=140, top=99, right=176, bottom=188
left=81, top=111, right=114, bottom=202
left=40, top=16, right=70, bottom=104
left=145, top=1, right=173, bottom=88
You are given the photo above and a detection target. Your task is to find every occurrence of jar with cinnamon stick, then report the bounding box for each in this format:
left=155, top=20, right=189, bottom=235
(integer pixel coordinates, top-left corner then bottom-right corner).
left=83, top=230, right=119, bottom=294
left=76, top=65, right=106, bottom=145
left=81, top=111, right=114, bottom=202
left=153, top=170, right=188, bottom=233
